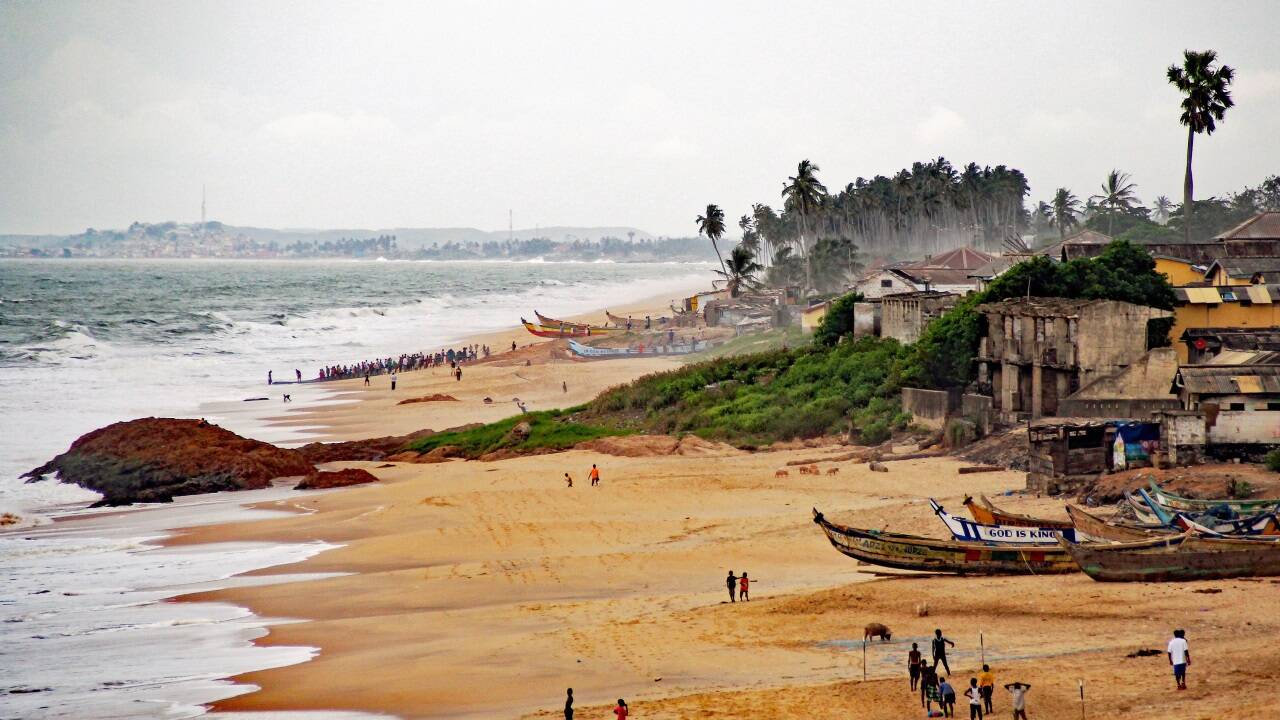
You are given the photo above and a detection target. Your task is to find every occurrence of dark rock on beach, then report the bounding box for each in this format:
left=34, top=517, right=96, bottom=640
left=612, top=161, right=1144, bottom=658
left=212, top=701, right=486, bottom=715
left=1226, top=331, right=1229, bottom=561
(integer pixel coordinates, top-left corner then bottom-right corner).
left=295, top=468, right=379, bottom=490
left=22, top=417, right=314, bottom=506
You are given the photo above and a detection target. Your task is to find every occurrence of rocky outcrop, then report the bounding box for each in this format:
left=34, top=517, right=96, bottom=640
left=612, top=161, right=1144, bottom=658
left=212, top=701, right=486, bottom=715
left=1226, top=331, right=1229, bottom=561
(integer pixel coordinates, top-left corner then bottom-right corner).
left=396, top=393, right=458, bottom=405
left=295, top=425, right=480, bottom=463
left=22, top=418, right=314, bottom=506
left=295, top=468, right=379, bottom=490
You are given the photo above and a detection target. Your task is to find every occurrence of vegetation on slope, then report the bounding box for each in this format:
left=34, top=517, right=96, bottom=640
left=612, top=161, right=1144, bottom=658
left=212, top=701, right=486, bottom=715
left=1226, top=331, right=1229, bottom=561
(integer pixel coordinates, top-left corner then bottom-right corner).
left=405, top=409, right=625, bottom=458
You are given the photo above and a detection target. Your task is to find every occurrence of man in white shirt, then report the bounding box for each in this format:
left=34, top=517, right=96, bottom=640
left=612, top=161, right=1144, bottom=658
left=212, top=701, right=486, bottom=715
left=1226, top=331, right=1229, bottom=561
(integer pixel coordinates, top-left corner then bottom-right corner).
left=1004, top=682, right=1030, bottom=719
left=1167, top=629, right=1190, bottom=690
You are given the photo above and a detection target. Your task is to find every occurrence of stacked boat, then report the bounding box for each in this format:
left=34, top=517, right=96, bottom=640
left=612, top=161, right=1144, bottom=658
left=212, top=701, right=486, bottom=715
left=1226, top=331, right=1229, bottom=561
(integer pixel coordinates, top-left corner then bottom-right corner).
left=814, top=482, right=1280, bottom=582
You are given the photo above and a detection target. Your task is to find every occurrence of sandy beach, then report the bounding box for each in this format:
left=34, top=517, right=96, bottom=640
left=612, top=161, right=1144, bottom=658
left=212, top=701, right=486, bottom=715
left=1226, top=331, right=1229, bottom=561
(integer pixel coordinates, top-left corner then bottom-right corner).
left=162, top=287, right=1280, bottom=719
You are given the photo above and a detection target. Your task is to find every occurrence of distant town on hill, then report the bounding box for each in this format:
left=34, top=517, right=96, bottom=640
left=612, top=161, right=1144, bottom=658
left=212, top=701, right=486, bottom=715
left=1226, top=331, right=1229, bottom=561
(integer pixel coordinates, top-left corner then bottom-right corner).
left=0, top=222, right=721, bottom=262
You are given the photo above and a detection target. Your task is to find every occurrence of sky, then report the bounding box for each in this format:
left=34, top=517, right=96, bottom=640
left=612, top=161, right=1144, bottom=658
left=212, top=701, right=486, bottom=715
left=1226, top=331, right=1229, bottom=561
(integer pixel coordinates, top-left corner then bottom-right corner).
left=1, top=1, right=1278, bottom=237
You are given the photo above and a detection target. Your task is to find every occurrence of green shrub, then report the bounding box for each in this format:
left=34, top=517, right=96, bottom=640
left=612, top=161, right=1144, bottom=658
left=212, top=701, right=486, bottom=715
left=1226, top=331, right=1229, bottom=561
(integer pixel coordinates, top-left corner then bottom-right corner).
left=813, top=292, right=863, bottom=347
left=1265, top=450, right=1280, bottom=473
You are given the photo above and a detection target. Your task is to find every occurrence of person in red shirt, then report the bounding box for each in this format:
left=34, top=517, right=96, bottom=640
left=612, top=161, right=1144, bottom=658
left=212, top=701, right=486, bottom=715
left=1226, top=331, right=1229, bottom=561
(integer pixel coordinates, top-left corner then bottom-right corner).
left=739, top=572, right=751, bottom=601
left=613, top=698, right=628, bottom=719
left=589, top=464, right=601, bottom=487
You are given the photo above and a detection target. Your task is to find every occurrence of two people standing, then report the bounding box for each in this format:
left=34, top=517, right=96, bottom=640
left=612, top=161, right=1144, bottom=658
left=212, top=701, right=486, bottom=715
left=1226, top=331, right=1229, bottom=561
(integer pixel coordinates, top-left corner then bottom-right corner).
left=561, top=689, right=627, bottom=720
left=724, top=571, right=752, bottom=602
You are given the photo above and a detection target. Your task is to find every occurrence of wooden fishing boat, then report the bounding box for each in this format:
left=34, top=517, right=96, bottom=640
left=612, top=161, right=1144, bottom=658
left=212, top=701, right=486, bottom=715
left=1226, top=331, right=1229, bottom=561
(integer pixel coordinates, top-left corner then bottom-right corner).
left=1173, top=510, right=1280, bottom=536
left=1061, top=532, right=1280, bottom=582
left=521, top=318, right=611, bottom=338
left=963, top=495, right=1073, bottom=530
left=1066, top=505, right=1171, bottom=543
left=533, top=310, right=612, bottom=333
left=812, top=509, right=1079, bottom=575
left=1147, top=481, right=1280, bottom=514
left=931, top=499, right=1074, bottom=545
left=567, top=338, right=707, bottom=359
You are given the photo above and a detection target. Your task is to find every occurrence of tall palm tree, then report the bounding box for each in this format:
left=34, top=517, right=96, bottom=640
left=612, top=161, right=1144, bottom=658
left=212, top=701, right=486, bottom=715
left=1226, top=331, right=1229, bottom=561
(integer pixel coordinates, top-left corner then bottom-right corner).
left=716, top=245, right=763, bottom=297
left=780, top=159, right=828, bottom=290
left=696, top=204, right=728, bottom=277
left=1153, top=195, right=1174, bottom=224
left=1051, top=188, right=1081, bottom=240
left=1090, top=170, right=1139, bottom=235
left=738, top=214, right=760, bottom=256
left=1167, top=50, right=1235, bottom=242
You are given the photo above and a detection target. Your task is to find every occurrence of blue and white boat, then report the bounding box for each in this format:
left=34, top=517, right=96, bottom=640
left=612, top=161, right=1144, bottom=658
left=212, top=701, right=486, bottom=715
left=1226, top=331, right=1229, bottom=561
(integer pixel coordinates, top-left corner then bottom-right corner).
left=930, top=499, right=1075, bottom=545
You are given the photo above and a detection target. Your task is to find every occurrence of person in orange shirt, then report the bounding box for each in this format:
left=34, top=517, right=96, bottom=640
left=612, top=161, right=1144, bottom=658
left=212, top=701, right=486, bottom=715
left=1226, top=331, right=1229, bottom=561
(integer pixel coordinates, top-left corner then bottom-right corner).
left=739, top=571, right=751, bottom=601
left=589, top=464, right=601, bottom=487
left=978, top=664, right=995, bottom=714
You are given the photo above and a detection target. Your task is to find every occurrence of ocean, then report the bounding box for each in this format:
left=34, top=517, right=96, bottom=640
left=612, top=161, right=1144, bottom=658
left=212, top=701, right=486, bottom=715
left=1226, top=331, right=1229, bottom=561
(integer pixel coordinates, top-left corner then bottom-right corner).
left=0, top=258, right=709, bottom=718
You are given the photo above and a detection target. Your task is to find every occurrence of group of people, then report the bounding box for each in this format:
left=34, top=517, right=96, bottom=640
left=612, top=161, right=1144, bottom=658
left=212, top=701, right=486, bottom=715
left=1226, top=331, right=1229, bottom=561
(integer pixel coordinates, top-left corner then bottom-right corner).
left=907, top=630, right=1028, bottom=719
left=563, top=688, right=627, bottom=720
left=563, top=465, right=602, bottom=488
left=724, top=570, right=751, bottom=602
left=312, top=344, right=493, bottom=382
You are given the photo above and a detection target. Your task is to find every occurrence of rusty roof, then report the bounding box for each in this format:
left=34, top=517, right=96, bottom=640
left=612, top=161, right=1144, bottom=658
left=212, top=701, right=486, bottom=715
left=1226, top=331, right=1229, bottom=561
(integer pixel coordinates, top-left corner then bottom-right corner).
left=1213, top=211, right=1280, bottom=241
left=880, top=290, right=959, bottom=301
left=1061, top=229, right=1115, bottom=245
left=902, top=246, right=995, bottom=272
left=1205, top=257, right=1280, bottom=279
left=1177, top=365, right=1280, bottom=395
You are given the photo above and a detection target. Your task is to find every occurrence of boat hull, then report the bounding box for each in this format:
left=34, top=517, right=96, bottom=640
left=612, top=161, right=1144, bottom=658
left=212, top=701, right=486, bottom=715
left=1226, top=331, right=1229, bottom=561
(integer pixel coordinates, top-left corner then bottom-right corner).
left=813, top=509, right=1078, bottom=575
left=1148, top=481, right=1280, bottom=514
left=1066, top=505, right=1170, bottom=543
left=932, top=499, right=1073, bottom=545
left=963, top=495, right=1073, bottom=530
left=1062, top=534, right=1280, bottom=582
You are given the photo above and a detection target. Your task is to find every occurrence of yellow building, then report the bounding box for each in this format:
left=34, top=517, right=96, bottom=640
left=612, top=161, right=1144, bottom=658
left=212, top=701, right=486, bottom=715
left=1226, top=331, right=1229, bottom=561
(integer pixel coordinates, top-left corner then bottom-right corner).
left=1170, top=284, right=1280, bottom=362
left=1203, top=257, right=1280, bottom=286
left=800, top=300, right=829, bottom=332
left=1154, top=255, right=1207, bottom=287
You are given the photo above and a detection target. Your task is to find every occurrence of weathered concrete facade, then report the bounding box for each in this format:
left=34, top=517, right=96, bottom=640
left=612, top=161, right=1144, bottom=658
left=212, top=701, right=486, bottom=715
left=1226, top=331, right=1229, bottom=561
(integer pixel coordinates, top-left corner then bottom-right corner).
left=1056, top=348, right=1181, bottom=418
left=901, top=387, right=953, bottom=429
left=880, top=291, right=958, bottom=344
left=976, top=298, right=1172, bottom=420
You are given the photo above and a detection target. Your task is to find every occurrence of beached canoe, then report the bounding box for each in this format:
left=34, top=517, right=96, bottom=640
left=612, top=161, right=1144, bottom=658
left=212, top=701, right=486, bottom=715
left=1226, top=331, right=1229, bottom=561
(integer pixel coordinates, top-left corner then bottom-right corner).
left=1148, top=481, right=1280, bottom=514
left=930, top=499, right=1074, bottom=545
left=566, top=338, right=707, bottom=359
left=605, top=310, right=668, bottom=328
left=1066, top=505, right=1171, bottom=544
left=533, top=311, right=612, bottom=333
left=521, top=318, right=615, bottom=339
left=962, top=494, right=1074, bottom=530
left=812, top=509, right=1079, bottom=575
left=1173, top=510, right=1280, bottom=537
left=1061, top=532, right=1280, bottom=582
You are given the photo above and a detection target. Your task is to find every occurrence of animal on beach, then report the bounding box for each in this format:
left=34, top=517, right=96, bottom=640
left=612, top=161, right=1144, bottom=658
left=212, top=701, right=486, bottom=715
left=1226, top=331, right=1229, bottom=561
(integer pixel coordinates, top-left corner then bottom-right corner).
left=806, top=464, right=819, bottom=475
left=826, top=467, right=840, bottom=475
left=863, top=622, right=892, bottom=642
left=796, top=466, right=813, bottom=475
left=774, top=469, right=790, bottom=478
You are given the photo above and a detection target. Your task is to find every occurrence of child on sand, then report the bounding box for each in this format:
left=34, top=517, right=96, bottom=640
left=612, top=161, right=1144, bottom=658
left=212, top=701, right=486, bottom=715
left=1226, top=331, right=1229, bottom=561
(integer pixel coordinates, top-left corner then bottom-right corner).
left=563, top=687, right=573, bottom=720
left=920, top=662, right=939, bottom=710
left=1168, top=628, right=1190, bottom=690
left=1004, top=682, right=1030, bottom=719
left=938, top=676, right=955, bottom=717
left=908, top=643, right=923, bottom=690
left=978, top=664, right=994, bottom=713
left=964, top=677, right=983, bottom=719
left=589, top=464, right=600, bottom=486
left=564, top=473, right=573, bottom=488
left=725, top=570, right=737, bottom=602
left=390, top=373, right=397, bottom=390
left=612, top=698, right=628, bottom=719
left=738, top=572, right=750, bottom=601
left=932, top=628, right=956, bottom=673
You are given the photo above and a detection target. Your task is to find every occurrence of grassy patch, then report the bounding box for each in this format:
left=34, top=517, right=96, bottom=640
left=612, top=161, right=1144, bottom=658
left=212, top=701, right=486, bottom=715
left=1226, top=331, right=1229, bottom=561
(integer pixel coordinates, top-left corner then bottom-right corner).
left=404, top=408, right=626, bottom=458
left=691, top=326, right=807, bottom=361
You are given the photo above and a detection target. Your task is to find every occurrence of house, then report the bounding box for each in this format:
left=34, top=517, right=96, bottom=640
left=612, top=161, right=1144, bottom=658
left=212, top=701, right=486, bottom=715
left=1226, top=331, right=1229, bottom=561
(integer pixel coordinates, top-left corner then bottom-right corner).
left=975, top=297, right=1172, bottom=420
left=800, top=300, right=830, bottom=332
left=1055, top=347, right=1181, bottom=418
left=879, top=291, right=958, bottom=344
left=1181, top=327, right=1280, bottom=364
left=1027, top=418, right=1161, bottom=493
left=1159, top=361, right=1280, bottom=464
left=1153, top=255, right=1206, bottom=286
left=1169, top=284, right=1280, bottom=362
left=1055, top=229, right=1119, bottom=261
left=852, top=246, right=994, bottom=298
left=1203, top=257, right=1280, bottom=286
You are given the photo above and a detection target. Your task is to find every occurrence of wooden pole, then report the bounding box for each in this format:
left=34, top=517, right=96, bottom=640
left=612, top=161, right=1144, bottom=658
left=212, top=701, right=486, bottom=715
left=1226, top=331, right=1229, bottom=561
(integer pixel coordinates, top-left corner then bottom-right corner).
left=980, top=632, right=985, bottom=665
left=862, top=639, right=867, bottom=681
left=1079, top=679, right=1085, bottom=719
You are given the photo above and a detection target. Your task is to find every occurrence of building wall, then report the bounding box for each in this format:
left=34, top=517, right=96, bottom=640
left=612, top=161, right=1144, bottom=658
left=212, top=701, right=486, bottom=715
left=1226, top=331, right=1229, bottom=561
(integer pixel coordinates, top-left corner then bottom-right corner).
left=1075, top=303, right=1168, bottom=387
left=854, top=270, right=919, bottom=299
left=800, top=305, right=827, bottom=332
left=901, top=387, right=951, bottom=429
left=853, top=302, right=879, bottom=337
left=1169, top=302, right=1280, bottom=362
left=1156, top=257, right=1204, bottom=286
left=1208, top=410, right=1280, bottom=444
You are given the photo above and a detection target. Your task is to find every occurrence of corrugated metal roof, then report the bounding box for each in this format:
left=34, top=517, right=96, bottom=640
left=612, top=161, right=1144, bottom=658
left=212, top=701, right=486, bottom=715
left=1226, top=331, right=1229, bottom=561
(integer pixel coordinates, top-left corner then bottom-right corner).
left=1208, top=257, right=1280, bottom=279
left=1213, top=211, right=1280, bottom=241
left=1179, top=365, right=1280, bottom=395
left=1247, top=285, right=1273, bottom=304
left=1184, top=287, right=1222, bottom=304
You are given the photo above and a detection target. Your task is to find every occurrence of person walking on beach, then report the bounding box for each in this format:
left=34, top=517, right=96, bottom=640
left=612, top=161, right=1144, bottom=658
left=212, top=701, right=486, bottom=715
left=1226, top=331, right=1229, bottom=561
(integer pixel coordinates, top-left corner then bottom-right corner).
left=978, top=664, right=995, bottom=714
left=612, top=699, right=628, bottom=719
left=725, top=570, right=737, bottom=602
left=364, top=372, right=370, bottom=386
left=932, top=628, right=956, bottom=673
left=1168, top=628, right=1190, bottom=690
left=964, top=678, right=983, bottom=719
left=563, top=688, right=573, bottom=720
left=562, top=380, right=568, bottom=394
left=908, top=642, right=923, bottom=690
left=738, top=571, right=750, bottom=600
left=455, top=366, right=462, bottom=382
left=295, top=368, right=301, bottom=382
left=938, top=676, right=956, bottom=718
left=390, top=373, right=397, bottom=391
left=512, top=340, right=517, bottom=352
left=564, top=472, right=573, bottom=488
left=589, top=464, right=600, bottom=486
left=1004, top=682, right=1030, bottom=720
left=267, top=370, right=272, bottom=385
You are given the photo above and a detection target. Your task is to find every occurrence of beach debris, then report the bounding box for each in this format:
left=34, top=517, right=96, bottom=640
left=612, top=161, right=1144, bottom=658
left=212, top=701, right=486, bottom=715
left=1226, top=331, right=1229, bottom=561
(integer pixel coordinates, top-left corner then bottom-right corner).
left=295, top=468, right=379, bottom=490
left=1192, top=588, right=1222, bottom=594
left=0, top=512, right=20, bottom=526
left=915, top=602, right=930, bottom=617
left=396, top=393, right=459, bottom=405
left=869, top=461, right=888, bottom=473
left=1126, top=648, right=1162, bottom=658
left=243, top=397, right=270, bottom=402
left=863, top=622, right=892, bottom=642
left=958, top=465, right=1003, bottom=475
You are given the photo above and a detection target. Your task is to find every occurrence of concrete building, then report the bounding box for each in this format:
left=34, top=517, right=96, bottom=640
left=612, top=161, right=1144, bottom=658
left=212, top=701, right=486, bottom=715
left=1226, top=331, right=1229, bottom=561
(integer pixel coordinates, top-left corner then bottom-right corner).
left=1053, top=212, right=1280, bottom=264
left=1159, top=362, right=1280, bottom=463
left=975, top=297, right=1172, bottom=420
left=879, top=291, right=958, bottom=344
left=1055, top=347, right=1181, bottom=417
left=1180, top=327, right=1280, bottom=364
left=852, top=246, right=993, bottom=299
left=1169, top=284, right=1280, bottom=362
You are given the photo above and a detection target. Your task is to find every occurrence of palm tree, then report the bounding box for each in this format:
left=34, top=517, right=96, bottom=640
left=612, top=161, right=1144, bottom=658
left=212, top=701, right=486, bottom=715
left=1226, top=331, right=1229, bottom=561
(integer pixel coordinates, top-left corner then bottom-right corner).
left=738, top=214, right=760, bottom=256
left=780, top=159, right=828, bottom=290
left=716, top=245, right=763, bottom=297
left=1153, top=195, right=1174, bottom=224
left=1051, top=188, right=1081, bottom=240
left=1167, top=50, right=1235, bottom=242
left=696, top=204, right=728, bottom=276
left=1090, top=170, right=1139, bottom=235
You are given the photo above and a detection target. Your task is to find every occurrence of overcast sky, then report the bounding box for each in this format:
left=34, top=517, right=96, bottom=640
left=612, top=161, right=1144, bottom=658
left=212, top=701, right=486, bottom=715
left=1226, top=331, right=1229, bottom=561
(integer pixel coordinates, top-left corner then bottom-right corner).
left=2, top=1, right=1277, bottom=236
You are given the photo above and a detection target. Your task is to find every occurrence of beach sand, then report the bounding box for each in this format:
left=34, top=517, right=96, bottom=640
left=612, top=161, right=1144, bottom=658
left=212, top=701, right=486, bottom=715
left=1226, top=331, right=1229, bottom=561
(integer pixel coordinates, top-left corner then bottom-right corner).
left=170, top=287, right=1280, bottom=719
